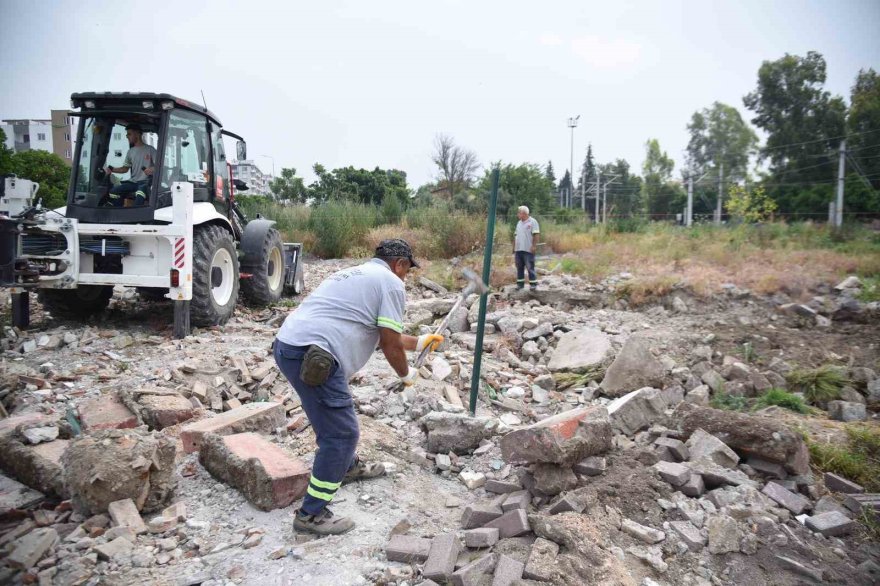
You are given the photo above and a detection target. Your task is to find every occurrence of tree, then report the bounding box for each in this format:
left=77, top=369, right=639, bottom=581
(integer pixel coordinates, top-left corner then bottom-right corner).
left=726, top=185, right=777, bottom=223
left=743, top=51, right=847, bottom=214
left=558, top=170, right=571, bottom=204
left=309, top=165, right=410, bottom=207
left=0, top=129, right=14, bottom=176
left=848, top=68, right=880, bottom=193
left=577, top=144, right=596, bottom=194
left=432, top=134, right=479, bottom=201
left=544, top=161, right=556, bottom=189
left=641, top=139, right=683, bottom=218
left=269, top=167, right=308, bottom=203
left=478, top=163, right=555, bottom=217
left=596, top=159, right=643, bottom=219
left=10, top=150, right=70, bottom=208
left=686, top=102, right=758, bottom=182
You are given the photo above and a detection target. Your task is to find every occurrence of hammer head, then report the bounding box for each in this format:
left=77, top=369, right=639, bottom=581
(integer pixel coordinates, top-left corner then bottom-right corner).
left=461, top=267, right=490, bottom=296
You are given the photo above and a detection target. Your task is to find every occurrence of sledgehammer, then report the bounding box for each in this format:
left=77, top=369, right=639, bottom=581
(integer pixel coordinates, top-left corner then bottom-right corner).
left=412, top=268, right=490, bottom=371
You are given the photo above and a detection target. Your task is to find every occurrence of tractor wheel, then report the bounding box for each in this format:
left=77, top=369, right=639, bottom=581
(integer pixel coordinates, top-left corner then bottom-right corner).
left=136, top=287, right=169, bottom=302
left=38, top=286, right=113, bottom=319
left=241, top=228, right=284, bottom=305
left=190, top=224, right=239, bottom=327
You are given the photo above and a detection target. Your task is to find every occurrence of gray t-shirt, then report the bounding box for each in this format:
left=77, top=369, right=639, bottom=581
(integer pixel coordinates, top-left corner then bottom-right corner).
left=124, top=144, right=158, bottom=182
left=276, top=258, right=406, bottom=379
left=514, top=217, right=540, bottom=252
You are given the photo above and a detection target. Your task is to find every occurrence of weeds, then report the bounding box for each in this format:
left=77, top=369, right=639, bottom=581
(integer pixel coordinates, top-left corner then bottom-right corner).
left=858, top=276, right=880, bottom=303
left=786, top=365, right=849, bottom=404
left=753, top=389, right=810, bottom=414
left=740, top=342, right=757, bottom=364
left=710, top=392, right=748, bottom=411
left=808, top=424, right=880, bottom=493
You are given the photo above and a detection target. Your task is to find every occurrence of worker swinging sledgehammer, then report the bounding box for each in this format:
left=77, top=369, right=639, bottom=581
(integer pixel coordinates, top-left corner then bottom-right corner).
left=273, top=239, right=443, bottom=535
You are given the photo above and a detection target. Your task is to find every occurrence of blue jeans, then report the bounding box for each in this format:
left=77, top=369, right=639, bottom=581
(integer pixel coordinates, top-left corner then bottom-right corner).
left=273, top=340, right=359, bottom=516
left=515, top=251, right=537, bottom=288
left=108, top=179, right=149, bottom=207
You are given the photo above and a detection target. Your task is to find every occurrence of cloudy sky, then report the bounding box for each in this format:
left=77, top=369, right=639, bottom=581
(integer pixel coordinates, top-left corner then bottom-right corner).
left=2, top=0, right=878, bottom=187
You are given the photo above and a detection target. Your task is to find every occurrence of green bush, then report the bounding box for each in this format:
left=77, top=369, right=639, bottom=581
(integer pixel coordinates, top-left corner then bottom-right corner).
left=710, top=392, right=748, bottom=411
left=380, top=193, right=403, bottom=225
left=753, top=389, right=809, bottom=414
left=786, top=365, right=849, bottom=404
left=308, top=201, right=378, bottom=258
left=808, top=425, right=880, bottom=492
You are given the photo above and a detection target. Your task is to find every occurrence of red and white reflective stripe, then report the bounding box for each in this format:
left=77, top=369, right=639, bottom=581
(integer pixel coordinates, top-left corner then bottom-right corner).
left=174, top=238, right=185, bottom=268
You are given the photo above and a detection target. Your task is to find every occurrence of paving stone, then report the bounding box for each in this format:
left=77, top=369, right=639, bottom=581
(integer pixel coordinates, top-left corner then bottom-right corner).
left=523, top=537, right=559, bottom=581
left=450, top=553, right=497, bottom=586
left=669, top=520, right=705, bottom=552
left=679, top=473, right=705, bottom=497
left=621, top=518, right=665, bottom=544
left=482, top=509, right=530, bottom=538
left=461, top=503, right=503, bottom=529
left=94, top=536, right=133, bottom=561
left=686, top=429, right=739, bottom=469
left=762, top=481, right=810, bottom=515
left=385, top=535, right=432, bottom=562
left=199, top=432, right=309, bottom=511
left=107, top=499, right=147, bottom=535
left=463, top=528, right=499, bottom=548
left=843, top=493, right=880, bottom=517
left=7, top=528, right=58, bottom=570
left=501, top=490, right=531, bottom=512
left=654, top=437, right=689, bottom=461
left=824, top=472, right=865, bottom=494
left=684, top=457, right=757, bottom=489
left=78, top=394, right=138, bottom=431
left=500, top=405, right=612, bottom=465
left=422, top=533, right=461, bottom=582
left=492, top=554, right=525, bottom=586
left=179, top=402, right=285, bottom=453
left=746, top=457, right=787, bottom=479
left=484, top=479, right=522, bottom=494
left=805, top=511, right=856, bottom=537
left=813, top=496, right=851, bottom=518
left=653, top=461, right=691, bottom=487
left=572, top=456, right=606, bottom=476
left=548, top=493, right=585, bottom=514
left=460, top=470, right=486, bottom=490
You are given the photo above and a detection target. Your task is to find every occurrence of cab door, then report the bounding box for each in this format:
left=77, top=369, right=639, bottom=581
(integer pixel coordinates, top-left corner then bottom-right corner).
left=208, top=122, right=229, bottom=211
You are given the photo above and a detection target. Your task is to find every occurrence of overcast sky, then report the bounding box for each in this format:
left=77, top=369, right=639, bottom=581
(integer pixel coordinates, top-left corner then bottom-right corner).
left=2, top=0, right=878, bottom=187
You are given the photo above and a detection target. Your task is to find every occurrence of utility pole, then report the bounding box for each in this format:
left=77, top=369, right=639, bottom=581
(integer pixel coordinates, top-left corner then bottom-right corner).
left=567, top=116, right=580, bottom=209
left=715, top=160, right=724, bottom=225
left=687, top=169, right=694, bottom=228
left=603, top=182, right=608, bottom=224
left=835, top=140, right=846, bottom=228
left=595, top=169, right=601, bottom=223
left=581, top=164, right=586, bottom=212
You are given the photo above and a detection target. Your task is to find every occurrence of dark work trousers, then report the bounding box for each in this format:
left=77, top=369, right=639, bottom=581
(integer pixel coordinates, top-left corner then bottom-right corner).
left=108, top=179, right=150, bottom=207
left=515, top=251, right=537, bottom=289
left=274, top=340, right=359, bottom=516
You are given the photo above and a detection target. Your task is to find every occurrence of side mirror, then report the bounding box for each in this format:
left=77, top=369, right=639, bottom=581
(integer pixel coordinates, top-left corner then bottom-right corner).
left=236, top=140, right=247, bottom=161
left=234, top=179, right=249, bottom=191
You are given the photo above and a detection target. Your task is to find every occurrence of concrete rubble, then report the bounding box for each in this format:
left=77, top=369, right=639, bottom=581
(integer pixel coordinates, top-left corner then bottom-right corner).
left=0, top=264, right=878, bottom=585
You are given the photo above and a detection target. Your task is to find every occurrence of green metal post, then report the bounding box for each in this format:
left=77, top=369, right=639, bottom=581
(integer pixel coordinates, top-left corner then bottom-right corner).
left=469, top=167, right=500, bottom=415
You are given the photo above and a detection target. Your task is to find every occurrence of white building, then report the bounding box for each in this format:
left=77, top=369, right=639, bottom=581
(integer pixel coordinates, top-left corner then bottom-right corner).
left=2, top=111, right=78, bottom=165
left=230, top=160, right=272, bottom=195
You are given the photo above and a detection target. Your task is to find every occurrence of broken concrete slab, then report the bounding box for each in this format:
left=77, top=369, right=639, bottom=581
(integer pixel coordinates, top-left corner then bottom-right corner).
left=450, top=553, right=497, bottom=586
left=572, top=455, right=606, bottom=476
left=805, top=511, right=856, bottom=537
left=0, top=437, right=68, bottom=498
left=676, top=403, right=810, bottom=475
left=762, top=481, right=810, bottom=515
left=463, top=528, right=499, bottom=548
left=483, top=509, right=531, bottom=538
left=599, top=336, right=665, bottom=397
left=385, top=534, right=432, bottom=562
left=199, top=432, right=309, bottom=511
left=131, top=391, right=196, bottom=429
left=492, top=554, right=525, bottom=586
left=531, top=463, right=578, bottom=496
left=7, top=527, right=58, bottom=570
left=824, top=472, right=864, bottom=494
left=653, top=461, right=691, bottom=487
left=523, top=537, right=559, bottom=581
left=621, top=518, right=665, bottom=544
left=607, top=387, right=670, bottom=436
left=179, top=401, right=285, bottom=453
left=669, top=520, right=705, bottom=552
left=547, top=328, right=610, bottom=373
left=420, top=412, right=499, bottom=455
left=61, top=428, right=176, bottom=515
left=707, top=514, right=741, bottom=554
left=683, top=457, right=757, bottom=489
left=500, top=405, right=611, bottom=465
left=107, top=499, right=147, bottom=535
left=77, top=394, right=138, bottom=432
left=0, top=472, right=45, bottom=513
left=94, top=536, right=133, bottom=561
left=685, top=429, right=739, bottom=469
left=654, top=437, right=688, bottom=461
left=422, top=533, right=461, bottom=582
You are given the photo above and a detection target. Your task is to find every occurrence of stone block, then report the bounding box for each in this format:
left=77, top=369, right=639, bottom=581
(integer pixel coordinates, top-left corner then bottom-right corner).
left=0, top=473, right=44, bottom=513
left=531, top=464, right=577, bottom=496
left=548, top=494, right=585, bottom=514
left=621, top=518, right=665, bottom=544
left=654, top=437, right=689, bottom=461
left=828, top=401, right=867, bottom=422
left=805, top=511, right=856, bottom=537
left=686, top=429, right=739, bottom=469
left=501, top=490, right=531, bottom=512
left=653, top=461, right=691, bottom=487
left=707, top=514, right=741, bottom=554
left=573, top=456, right=606, bottom=476
left=599, top=336, right=664, bottom=396
left=107, top=499, right=147, bottom=534
left=198, top=432, right=309, bottom=511
left=94, top=536, right=133, bottom=561
left=7, top=528, right=58, bottom=570
left=500, top=406, right=612, bottom=465
left=422, top=533, right=461, bottom=582
left=484, top=479, right=522, bottom=494
left=0, top=437, right=68, bottom=498
left=482, top=509, right=530, bottom=538
left=420, top=412, right=499, bottom=455
left=461, top=503, right=503, bottom=529
left=136, top=393, right=196, bottom=429
left=607, top=387, right=670, bottom=436
left=78, top=394, right=138, bottom=431
left=843, top=493, right=880, bottom=517
left=679, top=473, right=705, bottom=497
left=824, top=472, right=864, bottom=494
left=179, top=402, right=285, bottom=453
left=762, top=481, right=810, bottom=515
left=669, top=520, right=705, bottom=552
left=450, top=553, right=497, bottom=586
left=523, top=537, right=559, bottom=581
left=547, top=328, right=611, bottom=373
left=492, top=554, right=525, bottom=586
left=385, top=535, right=432, bottom=562
left=463, top=528, right=499, bottom=548
left=746, top=457, right=787, bottom=479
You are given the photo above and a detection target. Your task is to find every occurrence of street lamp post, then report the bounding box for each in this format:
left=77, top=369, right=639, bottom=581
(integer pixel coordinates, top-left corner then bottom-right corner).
left=566, top=116, right=580, bottom=209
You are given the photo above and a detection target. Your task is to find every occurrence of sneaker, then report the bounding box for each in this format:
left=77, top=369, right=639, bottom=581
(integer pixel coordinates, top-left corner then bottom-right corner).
left=530, top=285, right=538, bottom=291
left=342, top=456, right=386, bottom=484
left=293, top=508, right=355, bottom=535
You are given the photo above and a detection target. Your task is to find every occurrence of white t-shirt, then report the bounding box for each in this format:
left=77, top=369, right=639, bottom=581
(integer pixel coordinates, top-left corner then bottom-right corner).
left=515, top=217, right=540, bottom=252
left=124, top=144, right=158, bottom=182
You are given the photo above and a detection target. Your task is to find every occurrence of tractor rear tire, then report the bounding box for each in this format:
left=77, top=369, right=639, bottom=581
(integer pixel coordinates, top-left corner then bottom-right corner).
left=37, top=286, right=113, bottom=319
left=190, top=224, right=240, bottom=327
left=241, top=228, right=285, bottom=306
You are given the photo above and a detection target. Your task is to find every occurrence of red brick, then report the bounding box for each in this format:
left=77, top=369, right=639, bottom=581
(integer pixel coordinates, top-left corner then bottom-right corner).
left=500, top=406, right=612, bottom=465
left=198, top=432, right=308, bottom=511
left=78, top=395, right=137, bottom=432
left=179, top=402, right=284, bottom=453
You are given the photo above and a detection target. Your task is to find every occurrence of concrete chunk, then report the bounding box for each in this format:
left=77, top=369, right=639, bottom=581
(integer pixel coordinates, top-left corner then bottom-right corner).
left=482, top=509, right=530, bottom=538
left=827, top=400, right=867, bottom=422
left=492, top=554, right=525, bottom=586
left=746, top=456, right=787, bottom=479
left=484, top=479, right=522, bottom=494
left=824, top=472, right=865, bottom=494
left=179, top=402, right=285, bottom=453
left=679, top=473, right=705, bottom=497
left=463, top=528, right=499, bottom=548
left=422, top=533, right=461, bottom=582
left=548, top=328, right=611, bottom=373
left=501, top=490, right=531, bottom=512
left=621, top=518, right=665, bottom=544
left=669, top=520, right=705, bottom=552
left=654, top=437, right=689, bottom=461
left=805, top=511, right=856, bottom=537
left=136, top=393, right=196, bottom=429
left=653, top=461, right=691, bottom=487
left=686, top=429, right=739, bottom=469
left=7, top=528, right=58, bottom=570
left=500, top=406, right=611, bottom=465
left=599, top=336, right=664, bottom=396
left=199, top=432, right=308, bottom=511
left=607, top=387, right=670, bottom=436
left=548, top=494, right=585, bottom=515
left=94, top=536, right=133, bottom=561
left=0, top=437, right=68, bottom=498
left=385, top=535, right=432, bottom=562
left=107, top=499, right=147, bottom=534
left=523, top=537, right=559, bottom=581
left=573, top=456, right=606, bottom=476
left=450, top=553, right=497, bottom=586
left=763, top=481, right=810, bottom=515
left=0, top=473, right=45, bottom=513
left=707, top=514, right=741, bottom=554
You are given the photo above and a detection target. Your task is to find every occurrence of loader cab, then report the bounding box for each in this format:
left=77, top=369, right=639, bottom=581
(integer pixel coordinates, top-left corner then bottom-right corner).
left=66, top=93, right=243, bottom=224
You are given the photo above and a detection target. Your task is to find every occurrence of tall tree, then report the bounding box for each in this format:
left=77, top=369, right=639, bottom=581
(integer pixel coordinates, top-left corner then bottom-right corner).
left=431, top=134, right=479, bottom=201
left=743, top=51, right=847, bottom=213
left=0, top=129, right=14, bottom=176
left=558, top=170, right=571, bottom=205
left=10, top=150, right=70, bottom=208
left=686, top=102, right=758, bottom=182
left=641, top=139, right=682, bottom=218
left=848, top=68, right=880, bottom=192
left=269, top=167, right=308, bottom=203
left=544, top=160, right=556, bottom=189
left=596, top=159, right=644, bottom=218
left=478, top=162, right=555, bottom=217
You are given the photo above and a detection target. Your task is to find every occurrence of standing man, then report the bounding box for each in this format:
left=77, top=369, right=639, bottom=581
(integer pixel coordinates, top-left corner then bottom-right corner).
left=104, top=123, right=157, bottom=207
left=514, top=205, right=540, bottom=290
left=274, top=239, right=443, bottom=535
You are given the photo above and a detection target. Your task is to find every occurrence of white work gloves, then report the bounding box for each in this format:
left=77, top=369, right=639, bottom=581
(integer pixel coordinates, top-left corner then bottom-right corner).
left=417, top=333, right=444, bottom=353
left=400, top=367, right=419, bottom=387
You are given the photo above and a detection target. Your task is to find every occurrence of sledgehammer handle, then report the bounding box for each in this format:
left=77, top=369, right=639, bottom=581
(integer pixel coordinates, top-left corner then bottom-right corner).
left=412, top=294, right=467, bottom=370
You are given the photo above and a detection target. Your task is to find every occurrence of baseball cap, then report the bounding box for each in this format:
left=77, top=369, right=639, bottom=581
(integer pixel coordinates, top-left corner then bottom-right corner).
left=375, top=238, right=420, bottom=268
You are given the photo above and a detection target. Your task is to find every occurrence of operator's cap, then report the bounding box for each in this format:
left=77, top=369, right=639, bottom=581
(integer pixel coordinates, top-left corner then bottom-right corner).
left=376, top=238, right=419, bottom=268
